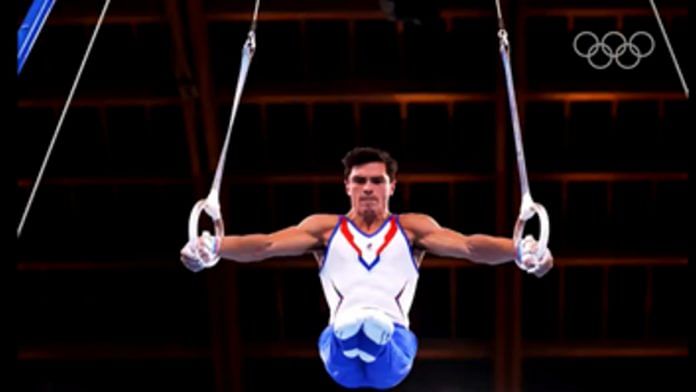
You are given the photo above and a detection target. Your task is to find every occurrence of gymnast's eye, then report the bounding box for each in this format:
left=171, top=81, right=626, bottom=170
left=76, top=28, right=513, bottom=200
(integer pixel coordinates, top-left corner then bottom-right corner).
left=351, top=176, right=367, bottom=184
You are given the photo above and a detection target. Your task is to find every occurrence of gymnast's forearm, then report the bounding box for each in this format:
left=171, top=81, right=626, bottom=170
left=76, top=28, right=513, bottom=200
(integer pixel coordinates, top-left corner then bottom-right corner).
left=218, top=234, right=273, bottom=262
left=423, top=228, right=516, bottom=265
left=461, top=235, right=516, bottom=265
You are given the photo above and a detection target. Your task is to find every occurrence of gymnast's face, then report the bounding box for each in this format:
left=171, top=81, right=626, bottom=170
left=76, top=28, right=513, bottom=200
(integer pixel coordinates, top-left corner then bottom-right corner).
left=345, top=162, right=396, bottom=217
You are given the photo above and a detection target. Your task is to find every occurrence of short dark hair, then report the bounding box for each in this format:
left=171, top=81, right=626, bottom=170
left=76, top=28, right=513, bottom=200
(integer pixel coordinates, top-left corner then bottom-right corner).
left=342, top=147, right=398, bottom=181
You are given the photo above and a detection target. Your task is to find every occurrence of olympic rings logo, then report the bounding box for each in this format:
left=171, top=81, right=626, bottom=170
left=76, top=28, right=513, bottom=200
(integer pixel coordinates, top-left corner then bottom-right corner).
left=573, top=31, right=655, bottom=70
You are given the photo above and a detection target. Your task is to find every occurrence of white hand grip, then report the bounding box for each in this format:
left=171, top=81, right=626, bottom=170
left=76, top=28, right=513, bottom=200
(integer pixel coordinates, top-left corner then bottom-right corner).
left=188, top=197, right=225, bottom=268
left=513, top=197, right=550, bottom=261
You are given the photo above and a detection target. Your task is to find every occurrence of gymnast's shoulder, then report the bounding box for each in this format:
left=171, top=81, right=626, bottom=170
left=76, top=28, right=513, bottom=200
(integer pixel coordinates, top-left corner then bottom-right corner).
left=298, top=214, right=341, bottom=233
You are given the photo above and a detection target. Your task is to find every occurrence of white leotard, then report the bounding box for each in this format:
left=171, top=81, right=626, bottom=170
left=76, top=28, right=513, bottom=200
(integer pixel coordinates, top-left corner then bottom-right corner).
left=319, top=215, right=419, bottom=328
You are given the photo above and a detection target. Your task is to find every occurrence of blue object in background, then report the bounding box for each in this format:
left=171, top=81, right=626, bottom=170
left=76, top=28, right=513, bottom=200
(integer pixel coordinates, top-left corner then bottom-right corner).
left=18, top=0, right=56, bottom=74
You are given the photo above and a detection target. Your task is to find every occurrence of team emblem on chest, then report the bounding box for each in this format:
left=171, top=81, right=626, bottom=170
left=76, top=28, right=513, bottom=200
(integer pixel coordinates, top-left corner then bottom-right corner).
left=340, top=216, right=398, bottom=271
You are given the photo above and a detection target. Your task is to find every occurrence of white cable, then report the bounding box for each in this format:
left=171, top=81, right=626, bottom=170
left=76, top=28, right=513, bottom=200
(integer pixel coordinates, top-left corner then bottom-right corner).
left=18, top=0, right=112, bottom=238
left=648, top=0, right=689, bottom=98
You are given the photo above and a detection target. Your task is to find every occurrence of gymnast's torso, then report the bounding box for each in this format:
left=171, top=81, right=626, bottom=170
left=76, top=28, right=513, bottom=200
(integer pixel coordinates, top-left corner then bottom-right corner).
left=314, top=214, right=422, bottom=328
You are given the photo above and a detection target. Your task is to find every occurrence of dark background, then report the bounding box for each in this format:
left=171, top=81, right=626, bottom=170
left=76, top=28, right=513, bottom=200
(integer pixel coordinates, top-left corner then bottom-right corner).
left=16, top=0, right=689, bottom=391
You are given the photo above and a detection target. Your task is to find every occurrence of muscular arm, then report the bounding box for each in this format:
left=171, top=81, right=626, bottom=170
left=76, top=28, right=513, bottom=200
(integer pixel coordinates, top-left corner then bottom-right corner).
left=218, top=214, right=336, bottom=263
left=401, top=213, right=515, bottom=265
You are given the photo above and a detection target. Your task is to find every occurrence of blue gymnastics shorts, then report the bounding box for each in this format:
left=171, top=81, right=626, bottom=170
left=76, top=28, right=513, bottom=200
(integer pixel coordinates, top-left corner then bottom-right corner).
left=318, top=323, right=418, bottom=389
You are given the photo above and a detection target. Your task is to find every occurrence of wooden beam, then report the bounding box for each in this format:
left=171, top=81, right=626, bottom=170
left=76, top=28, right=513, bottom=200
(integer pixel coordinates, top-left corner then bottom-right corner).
left=17, top=177, right=191, bottom=187
left=18, top=344, right=209, bottom=360
left=493, top=0, right=512, bottom=387
left=206, top=9, right=494, bottom=22
left=164, top=0, right=203, bottom=187
left=531, top=172, right=688, bottom=182
left=523, top=7, right=687, bottom=18
left=523, top=341, right=688, bottom=358
left=524, top=92, right=686, bottom=102
left=45, top=12, right=165, bottom=26
left=18, top=95, right=180, bottom=108
left=19, top=91, right=687, bottom=109
left=554, top=256, right=688, bottom=267
left=243, top=339, right=492, bottom=360
left=39, top=4, right=687, bottom=26
left=18, top=340, right=686, bottom=361
left=224, top=90, right=497, bottom=104
left=16, top=171, right=687, bottom=189
left=186, top=0, right=221, bottom=173
left=186, top=1, right=241, bottom=391
left=17, top=172, right=497, bottom=188
left=17, top=256, right=688, bottom=272
left=17, top=260, right=175, bottom=271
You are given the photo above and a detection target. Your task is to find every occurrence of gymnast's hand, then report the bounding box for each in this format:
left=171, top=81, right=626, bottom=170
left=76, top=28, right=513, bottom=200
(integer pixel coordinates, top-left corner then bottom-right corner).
left=516, top=235, right=553, bottom=278
left=180, top=231, right=221, bottom=272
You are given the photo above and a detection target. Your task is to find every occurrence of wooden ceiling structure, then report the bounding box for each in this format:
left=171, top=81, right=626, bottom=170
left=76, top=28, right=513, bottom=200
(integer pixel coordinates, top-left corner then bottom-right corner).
left=16, top=1, right=688, bottom=391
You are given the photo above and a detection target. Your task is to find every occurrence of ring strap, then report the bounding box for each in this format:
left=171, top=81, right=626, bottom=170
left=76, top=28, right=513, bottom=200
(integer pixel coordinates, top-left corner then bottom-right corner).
left=494, top=1, right=550, bottom=264
left=187, top=0, right=261, bottom=266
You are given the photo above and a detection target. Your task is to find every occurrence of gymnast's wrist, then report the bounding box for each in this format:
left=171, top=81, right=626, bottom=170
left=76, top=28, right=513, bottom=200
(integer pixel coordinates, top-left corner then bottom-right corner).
left=213, top=236, right=222, bottom=256
left=514, top=239, right=525, bottom=268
